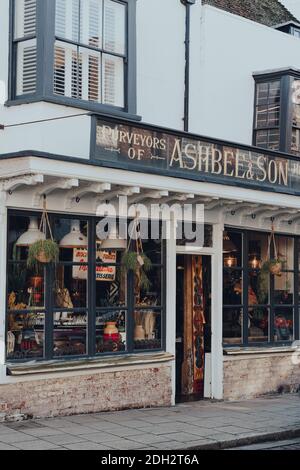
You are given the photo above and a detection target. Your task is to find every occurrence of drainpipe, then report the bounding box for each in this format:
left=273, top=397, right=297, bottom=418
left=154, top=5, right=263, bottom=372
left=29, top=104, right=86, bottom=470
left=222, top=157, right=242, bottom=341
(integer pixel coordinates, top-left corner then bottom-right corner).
left=181, top=0, right=195, bottom=132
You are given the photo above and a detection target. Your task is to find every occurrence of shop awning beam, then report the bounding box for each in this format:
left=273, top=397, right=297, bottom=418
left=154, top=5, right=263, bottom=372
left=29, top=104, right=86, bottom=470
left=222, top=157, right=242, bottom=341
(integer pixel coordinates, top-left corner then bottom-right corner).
left=65, top=183, right=112, bottom=209
left=33, top=178, right=79, bottom=207
left=3, top=174, right=44, bottom=193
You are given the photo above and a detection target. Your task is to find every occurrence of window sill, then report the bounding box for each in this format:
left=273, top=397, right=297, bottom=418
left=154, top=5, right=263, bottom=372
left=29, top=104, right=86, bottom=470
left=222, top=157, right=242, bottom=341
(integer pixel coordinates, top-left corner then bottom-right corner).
left=5, top=96, right=142, bottom=122
left=224, top=345, right=295, bottom=356
left=6, top=352, right=174, bottom=377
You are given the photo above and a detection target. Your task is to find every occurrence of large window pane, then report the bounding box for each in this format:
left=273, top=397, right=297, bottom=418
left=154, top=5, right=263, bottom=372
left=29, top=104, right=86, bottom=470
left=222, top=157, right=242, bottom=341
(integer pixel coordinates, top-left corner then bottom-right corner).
left=102, top=54, right=124, bottom=107
left=274, top=307, right=294, bottom=342
left=134, top=310, right=162, bottom=350
left=54, top=310, right=87, bottom=356
left=96, top=264, right=126, bottom=308
left=134, top=267, right=162, bottom=307
left=104, top=0, right=126, bottom=55
left=223, top=231, right=242, bottom=267
left=223, top=308, right=242, bottom=344
left=7, top=311, right=44, bottom=360
left=275, top=236, right=294, bottom=270
left=16, top=39, right=37, bottom=96
left=292, top=79, right=300, bottom=127
left=223, top=270, right=242, bottom=305
left=80, top=0, right=103, bottom=48
left=248, top=232, right=268, bottom=268
left=54, top=264, right=87, bottom=308
left=53, top=218, right=88, bottom=261
left=249, top=270, right=269, bottom=305
left=274, top=272, right=294, bottom=305
left=14, top=0, right=36, bottom=39
left=8, top=263, right=45, bottom=309
left=96, top=309, right=127, bottom=353
left=55, top=0, right=80, bottom=42
left=248, top=307, right=269, bottom=343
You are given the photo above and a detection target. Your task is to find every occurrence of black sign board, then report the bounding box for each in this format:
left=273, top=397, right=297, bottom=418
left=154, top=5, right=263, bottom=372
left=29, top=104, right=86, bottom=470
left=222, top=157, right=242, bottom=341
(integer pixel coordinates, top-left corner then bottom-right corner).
left=92, top=118, right=300, bottom=197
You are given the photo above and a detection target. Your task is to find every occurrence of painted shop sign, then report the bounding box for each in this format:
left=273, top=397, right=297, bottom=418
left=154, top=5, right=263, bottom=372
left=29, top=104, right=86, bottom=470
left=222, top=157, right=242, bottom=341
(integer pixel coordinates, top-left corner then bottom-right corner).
left=73, top=248, right=116, bottom=282
left=92, top=119, right=300, bottom=196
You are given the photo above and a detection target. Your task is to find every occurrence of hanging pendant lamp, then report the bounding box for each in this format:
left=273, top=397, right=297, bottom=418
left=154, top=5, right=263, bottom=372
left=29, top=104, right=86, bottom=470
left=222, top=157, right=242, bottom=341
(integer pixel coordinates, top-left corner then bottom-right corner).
left=16, top=216, right=46, bottom=247
left=97, top=222, right=127, bottom=250
left=59, top=220, right=87, bottom=248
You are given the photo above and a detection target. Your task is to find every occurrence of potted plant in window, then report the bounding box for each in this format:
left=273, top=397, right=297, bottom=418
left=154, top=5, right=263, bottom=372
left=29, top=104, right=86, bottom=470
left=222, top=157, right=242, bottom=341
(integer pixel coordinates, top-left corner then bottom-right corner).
left=260, top=227, right=284, bottom=277
left=27, top=199, right=59, bottom=270
left=121, top=213, right=152, bottom=291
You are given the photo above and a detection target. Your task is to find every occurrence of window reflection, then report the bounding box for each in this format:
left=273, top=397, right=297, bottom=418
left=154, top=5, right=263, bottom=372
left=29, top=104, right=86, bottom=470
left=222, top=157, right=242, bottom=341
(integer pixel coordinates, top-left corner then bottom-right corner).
left=96, top=310, right=126, bottom=353
left=54, top=311, right=87, bottom=357
left=7, top=311, right=44, bottom=360
left=223, top=231, right=242, bottom=267
left=274, top=308, right=293, bottom=342
left=134, top=310, right=161, bottom=350
left=223, top=308, right=242, bottom=344
left=248, top=308, right=269, bottom=343
left=223, top=271, right=243, bottom=305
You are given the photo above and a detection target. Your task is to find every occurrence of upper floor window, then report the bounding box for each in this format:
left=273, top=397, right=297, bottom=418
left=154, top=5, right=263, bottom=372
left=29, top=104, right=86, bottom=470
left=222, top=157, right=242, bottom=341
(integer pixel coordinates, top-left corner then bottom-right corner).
left=10, top=0, right=137, bottom=116
left=253, top=70, right=300, bottom=157
left=254, top=80, right=281, bottom=152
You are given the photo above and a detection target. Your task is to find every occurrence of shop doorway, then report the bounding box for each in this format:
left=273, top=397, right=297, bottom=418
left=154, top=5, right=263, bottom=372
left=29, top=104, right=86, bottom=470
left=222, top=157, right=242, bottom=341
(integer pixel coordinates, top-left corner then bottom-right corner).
left=176, top=255, right=211, bottom=402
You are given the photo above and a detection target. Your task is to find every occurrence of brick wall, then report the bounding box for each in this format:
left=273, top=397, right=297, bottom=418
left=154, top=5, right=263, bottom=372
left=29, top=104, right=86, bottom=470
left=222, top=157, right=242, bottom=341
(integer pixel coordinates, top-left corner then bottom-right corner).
left=0, top=365, right=172, bottom=422
left=223, top=352, right=300, bottom=400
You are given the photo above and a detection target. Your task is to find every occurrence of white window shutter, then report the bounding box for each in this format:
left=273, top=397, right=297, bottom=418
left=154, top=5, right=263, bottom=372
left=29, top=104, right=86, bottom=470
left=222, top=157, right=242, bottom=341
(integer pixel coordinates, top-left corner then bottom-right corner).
left=55, top=0, right=80, bottom=41
left=15, top=0, right=36, bottom=38
left=16, top=39, right=37, bottom=95
left=102, top=54, right=124, bottom=107
left=104, top=0, right=126, bottom=55
left=80, top=0, right=103, bottom=48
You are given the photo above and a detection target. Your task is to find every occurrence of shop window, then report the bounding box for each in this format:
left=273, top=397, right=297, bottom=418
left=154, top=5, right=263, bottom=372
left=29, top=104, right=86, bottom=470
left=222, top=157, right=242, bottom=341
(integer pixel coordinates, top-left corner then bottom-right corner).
left=133, top=232, right=164, bottom=351
left=223, top=229, right=299, bottom=347
left=11, top=0, right=137, bottom=115
left=6, top=211, right=165, bottom=362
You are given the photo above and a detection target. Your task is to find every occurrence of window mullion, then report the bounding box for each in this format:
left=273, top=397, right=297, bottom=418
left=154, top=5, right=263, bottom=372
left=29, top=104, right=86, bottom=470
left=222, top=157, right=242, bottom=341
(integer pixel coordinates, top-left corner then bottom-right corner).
left=40, top=0, right=56, bottom=97
left=242, top=231, right=248, bottom=346
left=88, top=218, right=96, bottom=357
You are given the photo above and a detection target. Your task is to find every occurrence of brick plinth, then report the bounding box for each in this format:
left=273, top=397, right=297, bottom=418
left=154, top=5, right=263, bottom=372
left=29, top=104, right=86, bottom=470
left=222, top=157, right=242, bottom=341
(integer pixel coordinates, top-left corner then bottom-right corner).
left=0, top=365, right=172, bottom=422
left=224, top=352, right=300, bottom=400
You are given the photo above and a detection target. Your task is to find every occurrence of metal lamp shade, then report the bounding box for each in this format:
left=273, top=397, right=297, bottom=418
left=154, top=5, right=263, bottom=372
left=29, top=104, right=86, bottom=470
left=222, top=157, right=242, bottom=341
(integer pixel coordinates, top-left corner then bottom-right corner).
left=99, top=225, right=127, bottom=250
left=59, top=220, right=87, bottom=248
left=16, top=217, right=46, bottom=247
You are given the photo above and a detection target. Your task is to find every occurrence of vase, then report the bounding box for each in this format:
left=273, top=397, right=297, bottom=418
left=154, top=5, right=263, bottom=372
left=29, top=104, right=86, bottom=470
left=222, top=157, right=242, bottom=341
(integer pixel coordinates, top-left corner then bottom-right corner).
left=103, top=322, right=119, bottom=342
left=134, top=325, right=145, bottom=341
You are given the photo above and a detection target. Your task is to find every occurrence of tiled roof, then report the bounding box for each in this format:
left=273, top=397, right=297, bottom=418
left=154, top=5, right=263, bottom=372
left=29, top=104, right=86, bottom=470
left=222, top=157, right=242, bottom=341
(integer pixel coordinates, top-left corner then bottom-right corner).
left=202, top=0, right=298, bottom=26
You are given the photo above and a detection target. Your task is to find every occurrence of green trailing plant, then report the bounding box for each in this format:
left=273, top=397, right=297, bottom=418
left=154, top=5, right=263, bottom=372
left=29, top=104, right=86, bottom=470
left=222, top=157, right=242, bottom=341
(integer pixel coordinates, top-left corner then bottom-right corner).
left=261, top=258, right=283, bottom=275
left=27, top=239, right=59, bottom=271
left=121, top=251, right=152, bottom=291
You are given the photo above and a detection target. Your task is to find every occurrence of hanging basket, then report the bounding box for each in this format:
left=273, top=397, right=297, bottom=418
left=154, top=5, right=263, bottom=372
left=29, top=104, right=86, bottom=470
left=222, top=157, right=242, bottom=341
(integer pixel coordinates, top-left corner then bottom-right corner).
left=27, top=198, right=59, bottom=269
left=121, top=213, right=152, bottom=294
left=261, top=226, right=283, bottom=277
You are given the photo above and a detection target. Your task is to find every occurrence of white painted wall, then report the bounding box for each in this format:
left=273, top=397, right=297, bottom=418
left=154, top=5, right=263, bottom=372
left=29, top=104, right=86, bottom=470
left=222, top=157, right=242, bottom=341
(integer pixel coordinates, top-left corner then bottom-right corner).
left=280, top=0, right=300, bottom=20
left=189, top=5, right=300, bottom=144
left=136, top=0, right=186, bottom=129
left=2, top=1, right=300, bottom=156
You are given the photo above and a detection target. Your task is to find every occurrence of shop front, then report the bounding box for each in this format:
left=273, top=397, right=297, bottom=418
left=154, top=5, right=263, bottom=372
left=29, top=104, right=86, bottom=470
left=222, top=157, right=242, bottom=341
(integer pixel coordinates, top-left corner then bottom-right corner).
left=1, top=116, right=300, bottom=419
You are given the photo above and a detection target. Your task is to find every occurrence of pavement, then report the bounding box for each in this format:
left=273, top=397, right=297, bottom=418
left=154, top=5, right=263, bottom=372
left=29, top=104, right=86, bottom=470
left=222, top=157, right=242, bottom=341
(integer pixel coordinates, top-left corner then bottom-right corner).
left=231, top=437, right=300, bottom=450
left=0, top=394, right=300, bottom=450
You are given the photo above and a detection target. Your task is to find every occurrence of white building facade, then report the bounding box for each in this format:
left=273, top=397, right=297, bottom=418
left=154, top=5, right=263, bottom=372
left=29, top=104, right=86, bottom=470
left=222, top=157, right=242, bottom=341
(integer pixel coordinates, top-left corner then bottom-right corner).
left=1, top=0, right=300, bottom=420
